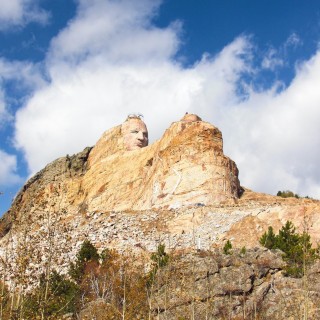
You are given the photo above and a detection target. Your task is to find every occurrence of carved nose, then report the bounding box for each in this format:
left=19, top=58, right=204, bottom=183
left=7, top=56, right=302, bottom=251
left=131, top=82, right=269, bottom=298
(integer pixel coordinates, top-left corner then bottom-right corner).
left=137, top=132, right=144, bottom=140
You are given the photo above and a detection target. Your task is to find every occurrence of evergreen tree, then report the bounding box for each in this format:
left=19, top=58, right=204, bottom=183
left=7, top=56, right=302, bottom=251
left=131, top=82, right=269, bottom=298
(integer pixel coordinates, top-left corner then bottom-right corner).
left=259, top=221, right=318, bottom=277
left=223, top=240, right=232, bottom=255
left=147, top=244, right=169, bottom=286
left=69, top=240, right=99, bottom=283
left=259, top=226, right=277, bottom=249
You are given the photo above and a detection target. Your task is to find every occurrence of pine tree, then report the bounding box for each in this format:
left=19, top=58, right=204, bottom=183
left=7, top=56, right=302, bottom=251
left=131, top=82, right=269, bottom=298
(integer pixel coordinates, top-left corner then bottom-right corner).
left=259, top=221, right=319, bottom=277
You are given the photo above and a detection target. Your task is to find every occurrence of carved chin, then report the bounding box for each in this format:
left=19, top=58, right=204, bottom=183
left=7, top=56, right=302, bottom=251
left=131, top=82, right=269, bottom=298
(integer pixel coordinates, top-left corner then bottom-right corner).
left=129, top=145, right=142, bottom=150
left=126, top=143, right=145, bottom=151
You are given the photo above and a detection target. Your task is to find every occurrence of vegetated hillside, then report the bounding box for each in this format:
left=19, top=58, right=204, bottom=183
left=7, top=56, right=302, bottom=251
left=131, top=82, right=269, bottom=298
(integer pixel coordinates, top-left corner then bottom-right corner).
left=1, top=240, right=319, bottom=319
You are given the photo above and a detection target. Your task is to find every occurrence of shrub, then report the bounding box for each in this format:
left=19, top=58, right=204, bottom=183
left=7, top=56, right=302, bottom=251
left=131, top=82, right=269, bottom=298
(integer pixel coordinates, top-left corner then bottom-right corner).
left=240, top=246, right=247, bottom=255
left=259, top=221, right=319, bottom=277
left=48, top=270, right=79, bottom=314
left=259, top=226, right=277, bottom=249
left=147, top=243, right=169, bottom=286
left=223, top=240, right=232, bottom=255
left=151, top=243, right=169, bottom=269
left=22, top=270, right=80, bottom=318
left=69, top=240, right=99, bottom=283
left=277, top=190, right=299, bottom=198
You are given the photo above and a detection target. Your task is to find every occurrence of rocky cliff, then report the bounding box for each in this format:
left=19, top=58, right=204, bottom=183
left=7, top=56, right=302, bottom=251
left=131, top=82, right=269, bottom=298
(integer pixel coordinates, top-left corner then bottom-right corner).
left=0, top=118, right=241, bottom=236
left=0, top=116, right=319, bottom=303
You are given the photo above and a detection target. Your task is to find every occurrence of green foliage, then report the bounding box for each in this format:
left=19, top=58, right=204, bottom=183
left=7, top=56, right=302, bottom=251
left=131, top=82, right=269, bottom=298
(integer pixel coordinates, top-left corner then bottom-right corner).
left=69, top=239, right=99, bottom=283
left=76, top=239, right=100, bottom=263
left=22, top=270, right=80, bottom=318
left=259, top=226, right=277, bottom=249
left=240, top=246, right=247, bottom=255
left=223, top=240, right=232, bottom=255
left=48, top=270, right=79, bottom=313
left=151, top=243, right=169, bottom=268
left=277, top=221, right=300, bottom=252
left=259, top=221, right=319, bottom=277
left=277, top=190, right=299, bottom=198
left=148, top=244, right=169, bottom=286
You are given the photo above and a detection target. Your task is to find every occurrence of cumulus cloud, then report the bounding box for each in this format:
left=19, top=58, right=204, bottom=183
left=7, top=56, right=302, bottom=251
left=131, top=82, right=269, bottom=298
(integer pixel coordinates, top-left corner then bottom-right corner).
left=0, top=58, right=45, bottom=192
left=0, top=58, right=45, bottom=87
left=12, top=0, right=320, bottom=200
left=0, top=89, right=9, bottom=124
left=48, top=0, right=176, bottom=65
left=0, top=0, right=49, bottom=30
left=285, top=32, right=302, bottom=49
left=222, top=51, right=320, bottom=198
left=0, top=150, right=21, bottom=186
left=261, top=48, right=284, bottom=70
left=0, top=57, right=46, bottom=128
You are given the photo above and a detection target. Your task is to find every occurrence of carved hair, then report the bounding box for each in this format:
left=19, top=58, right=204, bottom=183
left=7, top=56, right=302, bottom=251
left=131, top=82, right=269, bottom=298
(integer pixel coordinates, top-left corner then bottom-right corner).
left=126, top=113, right=144, bottom=121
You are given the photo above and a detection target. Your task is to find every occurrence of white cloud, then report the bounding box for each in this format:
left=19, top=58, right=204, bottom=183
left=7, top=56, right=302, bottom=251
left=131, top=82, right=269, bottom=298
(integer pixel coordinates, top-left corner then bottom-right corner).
left=48, top=0, right=176, bottom=65
left=0, top=58, right=44, bottom=87
left=12, top=0, right=320, bottom=201
left=285, top=32, right=302, bottom=49
left=222, top=51, right=320, bottom=198
left=0, top=89, right=8, bottom=124
left=0, top=150, right=21, bottom=186
left=0, top=57, right=46, bottom=128
left=261, top=48, right=284, bottom=70
left=0, top=0, right=49, bottom=30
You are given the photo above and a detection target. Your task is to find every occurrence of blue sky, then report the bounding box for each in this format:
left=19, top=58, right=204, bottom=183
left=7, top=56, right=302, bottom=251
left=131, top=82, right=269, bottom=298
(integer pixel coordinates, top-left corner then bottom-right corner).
left=1, top=0, right=320, bottom=215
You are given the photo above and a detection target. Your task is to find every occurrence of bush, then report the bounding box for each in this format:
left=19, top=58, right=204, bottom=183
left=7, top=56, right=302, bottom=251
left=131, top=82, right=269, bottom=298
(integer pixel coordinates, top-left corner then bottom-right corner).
left=240, top=246, right=247, bottom=255
left=259, top=221, right=319, bottom=277
left=151, top=243, right=169, bottom=269
left=223, top=240, right=232, bottom=255
left=277, top=190, right=299, bottom=198
left=148, top=244, right=169, bottom=286
left=259, top=226, right=277, bottom=249
left=21, top=270, right=80, bottom=318
left=69, top=240, right=99, bottom=283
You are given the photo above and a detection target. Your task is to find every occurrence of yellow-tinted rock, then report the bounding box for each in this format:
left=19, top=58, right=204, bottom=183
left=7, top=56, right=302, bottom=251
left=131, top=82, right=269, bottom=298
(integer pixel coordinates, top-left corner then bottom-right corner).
left=82, top=120, right=240, bottom=212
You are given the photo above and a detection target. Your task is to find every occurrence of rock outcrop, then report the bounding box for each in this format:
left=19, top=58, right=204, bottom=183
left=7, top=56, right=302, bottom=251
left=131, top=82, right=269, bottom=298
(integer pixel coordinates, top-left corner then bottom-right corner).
left=0, top=117, right=241, bottom=237
left=0, top=115, right=320, bottom=303
left=85, top=119, right=241, bottom=212
left=77, top=248, right=320, bottom=320
left=149, top=249, right=320, bottom=320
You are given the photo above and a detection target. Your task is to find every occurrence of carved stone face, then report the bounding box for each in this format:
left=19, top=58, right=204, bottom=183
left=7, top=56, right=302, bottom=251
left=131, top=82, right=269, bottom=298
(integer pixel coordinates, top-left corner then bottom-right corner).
left=122, top=118, right=148, bottom=151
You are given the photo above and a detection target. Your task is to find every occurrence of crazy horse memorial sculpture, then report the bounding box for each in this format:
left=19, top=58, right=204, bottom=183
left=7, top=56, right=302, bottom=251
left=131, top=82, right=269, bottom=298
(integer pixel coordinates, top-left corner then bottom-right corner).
left=1, top=113, right=320, bottom=320
left=0, top=113, right=241, bottom=237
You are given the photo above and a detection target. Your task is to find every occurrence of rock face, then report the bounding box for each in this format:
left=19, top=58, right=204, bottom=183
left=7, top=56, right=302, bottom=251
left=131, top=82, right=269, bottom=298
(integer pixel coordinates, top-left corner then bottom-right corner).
left=85, top=119, right=241, bottom=212
left=150, top=249, right=320, bottom=320
left=0, top=115, right=320, bottom=299
left=0, top=118, right=241, bottom=235
left=0, top=146, right=92, bottom=237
